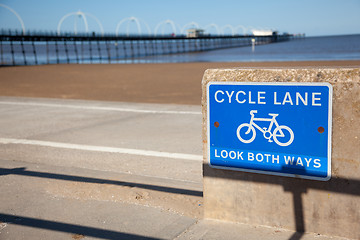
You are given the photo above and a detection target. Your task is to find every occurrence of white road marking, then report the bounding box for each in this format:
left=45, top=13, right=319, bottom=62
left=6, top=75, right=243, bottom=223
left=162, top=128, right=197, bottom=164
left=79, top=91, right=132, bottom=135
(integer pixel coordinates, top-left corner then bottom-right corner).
left=0, top=101, right=201, bottom=115
left=0, top=138, right=203, bottom=161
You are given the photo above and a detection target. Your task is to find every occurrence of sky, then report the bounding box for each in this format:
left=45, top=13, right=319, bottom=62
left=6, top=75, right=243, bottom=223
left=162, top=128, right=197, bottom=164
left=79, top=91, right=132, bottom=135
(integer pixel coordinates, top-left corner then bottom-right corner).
left=0, top=0, right=359, bottom=36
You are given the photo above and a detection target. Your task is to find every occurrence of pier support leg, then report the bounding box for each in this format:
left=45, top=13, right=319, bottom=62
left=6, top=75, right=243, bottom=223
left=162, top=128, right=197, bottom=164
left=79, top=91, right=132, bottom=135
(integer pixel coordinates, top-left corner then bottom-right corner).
left=32, top=40, right=38, bottom=65
left=20, top=40, right=27, bottom=65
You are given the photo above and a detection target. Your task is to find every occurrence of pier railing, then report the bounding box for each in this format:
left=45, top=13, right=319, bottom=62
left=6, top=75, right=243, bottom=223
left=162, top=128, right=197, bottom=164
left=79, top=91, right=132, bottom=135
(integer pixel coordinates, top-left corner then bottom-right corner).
left=0, top=30, right=292, bottom=65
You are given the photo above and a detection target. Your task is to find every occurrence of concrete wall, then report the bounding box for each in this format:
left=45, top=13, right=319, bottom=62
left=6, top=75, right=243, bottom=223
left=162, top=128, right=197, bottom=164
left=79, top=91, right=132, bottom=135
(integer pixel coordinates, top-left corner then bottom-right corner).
left=201, top=68, right=360, bottom=239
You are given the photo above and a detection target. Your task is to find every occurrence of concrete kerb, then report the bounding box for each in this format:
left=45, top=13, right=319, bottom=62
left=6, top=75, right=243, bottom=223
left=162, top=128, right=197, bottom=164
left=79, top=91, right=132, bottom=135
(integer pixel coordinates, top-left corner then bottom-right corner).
left=201, top=68, right=360, bottom=239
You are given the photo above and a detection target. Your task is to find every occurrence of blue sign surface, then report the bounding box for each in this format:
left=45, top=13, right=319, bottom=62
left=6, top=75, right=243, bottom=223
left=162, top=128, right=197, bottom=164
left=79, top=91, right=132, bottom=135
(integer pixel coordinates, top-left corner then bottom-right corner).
left=207, top=82, right=332, bottom=181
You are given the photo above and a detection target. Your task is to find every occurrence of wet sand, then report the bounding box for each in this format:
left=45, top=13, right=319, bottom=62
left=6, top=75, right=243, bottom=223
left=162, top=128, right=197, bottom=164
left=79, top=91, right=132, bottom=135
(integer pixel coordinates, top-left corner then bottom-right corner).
left=0, top=61, right=359, bottom=105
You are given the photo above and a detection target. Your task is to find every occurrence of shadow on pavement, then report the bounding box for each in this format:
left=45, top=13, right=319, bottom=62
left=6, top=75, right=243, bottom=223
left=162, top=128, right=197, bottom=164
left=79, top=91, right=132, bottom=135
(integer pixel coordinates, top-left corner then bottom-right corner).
left=0, top=213, right=159, bottom=240
left=0, top=167, right=202, bottom=197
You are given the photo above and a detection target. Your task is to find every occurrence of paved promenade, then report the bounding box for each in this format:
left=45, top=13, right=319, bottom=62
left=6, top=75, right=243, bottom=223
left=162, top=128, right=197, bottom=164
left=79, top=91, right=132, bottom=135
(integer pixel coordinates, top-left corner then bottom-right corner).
left=0, top=97, right=349, bottom=239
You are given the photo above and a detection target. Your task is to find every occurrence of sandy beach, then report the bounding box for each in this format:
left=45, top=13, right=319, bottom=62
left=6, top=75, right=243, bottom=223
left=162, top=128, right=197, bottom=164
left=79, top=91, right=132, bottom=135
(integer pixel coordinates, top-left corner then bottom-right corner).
left=1, top=61, right=359, bottom=105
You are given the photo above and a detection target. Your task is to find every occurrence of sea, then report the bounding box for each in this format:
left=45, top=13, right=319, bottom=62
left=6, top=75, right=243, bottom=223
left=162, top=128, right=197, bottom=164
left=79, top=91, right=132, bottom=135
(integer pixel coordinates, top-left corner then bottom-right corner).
left=1, top=34, right=359, bottom=65
left=145, top=34, right=360, bottom=63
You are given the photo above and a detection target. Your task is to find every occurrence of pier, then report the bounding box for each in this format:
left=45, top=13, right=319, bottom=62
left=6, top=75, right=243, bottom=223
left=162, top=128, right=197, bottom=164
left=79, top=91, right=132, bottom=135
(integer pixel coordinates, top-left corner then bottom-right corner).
left=0, top=30, right=292, bottom=66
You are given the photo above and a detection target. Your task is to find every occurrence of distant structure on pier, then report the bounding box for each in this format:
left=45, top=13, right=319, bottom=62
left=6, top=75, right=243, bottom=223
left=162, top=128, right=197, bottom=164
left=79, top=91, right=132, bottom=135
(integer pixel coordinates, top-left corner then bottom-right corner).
left=252, top=29, right=277, bottom=36
left=186, top=28, right=205, bottom=38
left=57, top=11, right=104, bottom=36
left=115, top=17, right=151, bottom=36
left=0, top=3, right=26, bottom=35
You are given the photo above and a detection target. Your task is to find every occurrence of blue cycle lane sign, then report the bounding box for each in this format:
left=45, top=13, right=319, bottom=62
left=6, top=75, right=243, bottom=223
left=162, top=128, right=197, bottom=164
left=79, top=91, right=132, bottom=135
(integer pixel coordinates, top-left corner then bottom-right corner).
left=207, top=82, right=333, bottom=181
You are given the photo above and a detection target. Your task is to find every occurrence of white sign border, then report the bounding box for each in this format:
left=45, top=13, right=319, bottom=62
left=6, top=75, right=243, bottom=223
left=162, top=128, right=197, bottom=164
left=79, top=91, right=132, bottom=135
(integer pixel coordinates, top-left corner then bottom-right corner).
left=206, top=81, right=333, bottom=181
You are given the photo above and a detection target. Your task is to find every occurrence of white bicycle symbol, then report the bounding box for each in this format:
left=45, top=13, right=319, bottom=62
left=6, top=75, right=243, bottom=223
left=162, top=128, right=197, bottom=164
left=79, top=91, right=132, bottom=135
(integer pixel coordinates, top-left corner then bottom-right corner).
left=236, top=110, right=294, bottom=147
